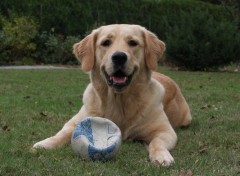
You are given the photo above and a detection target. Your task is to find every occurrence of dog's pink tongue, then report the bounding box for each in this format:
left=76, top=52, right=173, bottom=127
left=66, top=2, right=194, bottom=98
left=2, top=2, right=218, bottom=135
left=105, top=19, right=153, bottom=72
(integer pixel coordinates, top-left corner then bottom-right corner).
left=111, top=76, right=127, bottom=84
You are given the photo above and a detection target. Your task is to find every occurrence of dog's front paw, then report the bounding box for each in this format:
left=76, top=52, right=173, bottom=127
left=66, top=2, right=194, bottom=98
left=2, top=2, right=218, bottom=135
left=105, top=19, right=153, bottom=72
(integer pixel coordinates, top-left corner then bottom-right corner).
left=149, top=148, right=174, bottom=166
left=33, top=138, right=57, bottom=149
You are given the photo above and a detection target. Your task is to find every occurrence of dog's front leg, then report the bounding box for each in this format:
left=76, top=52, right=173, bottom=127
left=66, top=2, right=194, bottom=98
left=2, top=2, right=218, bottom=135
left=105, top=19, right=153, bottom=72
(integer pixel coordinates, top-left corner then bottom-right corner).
left=33, top=106, right=88, bottom=149
left=148, top=123, right=177, bottom=166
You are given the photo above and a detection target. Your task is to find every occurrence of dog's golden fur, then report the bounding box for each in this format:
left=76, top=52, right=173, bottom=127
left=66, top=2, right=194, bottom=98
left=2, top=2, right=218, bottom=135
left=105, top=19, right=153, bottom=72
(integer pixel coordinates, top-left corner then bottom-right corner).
left=33, top=24, right=192, bottom=166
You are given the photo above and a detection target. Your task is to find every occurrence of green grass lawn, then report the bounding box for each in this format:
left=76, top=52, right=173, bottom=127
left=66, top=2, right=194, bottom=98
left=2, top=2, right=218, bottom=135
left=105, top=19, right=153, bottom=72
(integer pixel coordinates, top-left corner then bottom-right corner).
left=0, top=67, right=239, bottom=175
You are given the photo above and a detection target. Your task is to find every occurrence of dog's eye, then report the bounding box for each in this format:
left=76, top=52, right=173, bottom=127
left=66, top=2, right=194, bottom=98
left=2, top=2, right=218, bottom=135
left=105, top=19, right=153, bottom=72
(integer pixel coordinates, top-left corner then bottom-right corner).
left=128, top=40, right=138, bottom=47
left=101, top=39, right=112, bottom=47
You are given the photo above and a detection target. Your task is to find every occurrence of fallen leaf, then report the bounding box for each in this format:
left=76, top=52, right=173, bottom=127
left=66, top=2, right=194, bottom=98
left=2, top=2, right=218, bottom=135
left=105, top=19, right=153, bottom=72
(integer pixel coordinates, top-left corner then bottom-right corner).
left=179, top=169, right=185, bottom=176
left=39, top=112, right=47, bottom=117
left=187, top=169, right=193, bottom=176
left=68, top=101, right=74, bottom=106
left=198, top=141, right=208, bottom=154
left=23, top=96, right=31, bottom=99
left=199, top=147, right=208, bottom=154
left=2, top=125, right=8, bottom=131
left=198, top=141, right=205, bottom=148
left=209, top=115, right=216, bottom=120
left=200, top=104, right=210, bottom=109
left=200, top=104, right=219, bottom=110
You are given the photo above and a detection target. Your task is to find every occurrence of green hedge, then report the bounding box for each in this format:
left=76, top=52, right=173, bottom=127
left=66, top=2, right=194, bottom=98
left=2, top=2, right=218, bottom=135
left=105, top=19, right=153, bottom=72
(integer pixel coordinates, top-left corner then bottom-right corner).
left=0, top=16, right=38, bottom=65
left=153, top=0, right=240, bottom=70
left=0, top=16, right=80, bottom=65
left=35, top=32, right=80, bottom=65
left=0, top=0, right=239, bottom=70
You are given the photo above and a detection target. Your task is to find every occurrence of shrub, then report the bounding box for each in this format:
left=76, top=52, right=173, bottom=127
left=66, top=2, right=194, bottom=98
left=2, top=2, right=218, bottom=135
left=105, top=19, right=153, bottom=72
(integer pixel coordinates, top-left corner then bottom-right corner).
left=35, top=32, right=80, bottom=64
left=153, top=0, right=240, bottom=71
left=1, top=0, right=239, bottom=69
left=81, top=0, right=240, bottom=70
left=0, top=16, right=38, bottom=64
left=62, top=36, right=81, bottom=64
left=0, top=30, right=10, bottom=65
left=165, top=10, right=239, bottom=70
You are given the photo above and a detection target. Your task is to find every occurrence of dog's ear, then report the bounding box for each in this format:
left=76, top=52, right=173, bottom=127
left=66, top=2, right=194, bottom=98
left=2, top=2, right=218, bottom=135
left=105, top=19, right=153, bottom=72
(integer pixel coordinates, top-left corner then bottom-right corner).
left=73, top=30, right=98, bottom=72
left=144, top=29, right=165, bottom=70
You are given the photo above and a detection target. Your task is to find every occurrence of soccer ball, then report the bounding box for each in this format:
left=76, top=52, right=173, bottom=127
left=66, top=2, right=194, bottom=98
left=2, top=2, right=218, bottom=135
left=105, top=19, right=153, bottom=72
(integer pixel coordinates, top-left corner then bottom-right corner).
left=71, top=117, right=122, bottom=161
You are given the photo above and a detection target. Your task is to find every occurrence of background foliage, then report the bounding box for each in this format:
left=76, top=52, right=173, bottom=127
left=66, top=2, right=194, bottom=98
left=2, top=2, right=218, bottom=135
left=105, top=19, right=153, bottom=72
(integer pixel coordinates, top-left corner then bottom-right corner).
left=0, top=0, right=239, bottom=70
left=0, top=16, right=38, bottom=64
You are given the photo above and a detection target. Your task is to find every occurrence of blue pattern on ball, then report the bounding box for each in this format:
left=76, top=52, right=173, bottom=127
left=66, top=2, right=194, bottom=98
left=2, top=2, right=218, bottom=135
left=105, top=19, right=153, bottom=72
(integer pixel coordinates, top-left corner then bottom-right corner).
left=88, top=142, right=116, bottom=160
left=72, top=118, right=94, bottom=144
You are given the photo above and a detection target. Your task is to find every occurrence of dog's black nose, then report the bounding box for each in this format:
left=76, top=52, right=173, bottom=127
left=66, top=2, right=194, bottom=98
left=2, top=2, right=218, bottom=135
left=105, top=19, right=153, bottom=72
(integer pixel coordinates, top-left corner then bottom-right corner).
left=112, top=52, right=127, bottom=66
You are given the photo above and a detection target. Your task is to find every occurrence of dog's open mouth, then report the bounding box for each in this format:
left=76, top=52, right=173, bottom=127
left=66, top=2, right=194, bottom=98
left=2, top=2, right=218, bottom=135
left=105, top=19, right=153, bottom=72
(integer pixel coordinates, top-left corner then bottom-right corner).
left=103, top=69, right=135, bottom=92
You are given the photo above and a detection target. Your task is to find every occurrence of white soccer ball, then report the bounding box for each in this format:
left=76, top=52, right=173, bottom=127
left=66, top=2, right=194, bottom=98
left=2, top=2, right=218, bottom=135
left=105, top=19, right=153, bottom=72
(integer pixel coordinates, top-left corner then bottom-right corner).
left=71, top=117, right=122, bottom=161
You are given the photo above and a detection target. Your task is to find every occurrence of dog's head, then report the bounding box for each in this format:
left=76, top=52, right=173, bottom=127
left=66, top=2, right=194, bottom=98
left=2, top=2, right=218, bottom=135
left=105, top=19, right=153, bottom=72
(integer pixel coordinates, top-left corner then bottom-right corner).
left=73, top=24, right=165, bottom=93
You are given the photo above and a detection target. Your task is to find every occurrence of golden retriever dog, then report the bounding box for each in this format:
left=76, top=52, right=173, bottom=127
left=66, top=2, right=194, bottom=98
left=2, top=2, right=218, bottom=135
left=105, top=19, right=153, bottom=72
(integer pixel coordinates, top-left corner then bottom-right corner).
left=33, top=24, right=192, bottom=166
